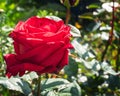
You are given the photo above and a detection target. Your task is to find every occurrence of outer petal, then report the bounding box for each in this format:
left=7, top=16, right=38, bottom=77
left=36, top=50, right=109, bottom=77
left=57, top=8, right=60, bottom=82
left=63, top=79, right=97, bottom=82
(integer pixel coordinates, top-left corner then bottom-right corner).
left=13, top=21, right=25, bottom=32
left=4, top=54, right=18, bottom=67
left=4, top=54, right=20, bottom=77
left=8, top=63, right=45, bottom=75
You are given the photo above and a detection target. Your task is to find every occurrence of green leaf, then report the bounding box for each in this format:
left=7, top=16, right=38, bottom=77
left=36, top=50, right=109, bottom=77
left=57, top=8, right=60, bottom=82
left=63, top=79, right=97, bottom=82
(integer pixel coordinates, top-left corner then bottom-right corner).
left=38, top=78, right=81, bottom=96
left=79, top=13, right=94, bottom=20
left=45, top=91, right=56, bottom=96
left=107, top=75, right=120, bottom=89
left=21, top=72, right=38, bottom=82
left=72, top=39, right=95, bottom=59
left=86, top=21, right=101, bottom=32
left=0, top=77, right=31, bottom=95
left=64, top=57, right=78, bottom=78
left=76, top=58, right=101, bottom=75
left=69, top=24, right=81, bottom=37
left=87, top=4, right=100, bottom=9
left=101, top=61, right=120, bottom=75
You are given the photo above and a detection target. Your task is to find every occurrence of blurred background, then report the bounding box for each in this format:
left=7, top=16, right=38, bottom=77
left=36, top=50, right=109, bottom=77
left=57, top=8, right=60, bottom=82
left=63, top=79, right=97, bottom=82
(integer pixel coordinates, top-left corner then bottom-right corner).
left=0, top=0, right=120, bottom=96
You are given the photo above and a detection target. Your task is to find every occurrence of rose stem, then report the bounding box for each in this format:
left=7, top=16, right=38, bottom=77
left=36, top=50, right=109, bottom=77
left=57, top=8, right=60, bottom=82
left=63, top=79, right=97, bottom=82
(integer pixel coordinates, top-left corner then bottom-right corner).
left=65, top=8, right=71, bottom=24
left=37, top=75, right=41, bottom=96
left=101, top=0, right=115, bottom=62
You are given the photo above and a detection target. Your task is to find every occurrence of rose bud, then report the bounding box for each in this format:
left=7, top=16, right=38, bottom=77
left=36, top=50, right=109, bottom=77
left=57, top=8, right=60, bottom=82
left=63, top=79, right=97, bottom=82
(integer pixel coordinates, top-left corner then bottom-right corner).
left=4, top=16, right=73, bottom=78
left=60, top=0, right=80, bottom=8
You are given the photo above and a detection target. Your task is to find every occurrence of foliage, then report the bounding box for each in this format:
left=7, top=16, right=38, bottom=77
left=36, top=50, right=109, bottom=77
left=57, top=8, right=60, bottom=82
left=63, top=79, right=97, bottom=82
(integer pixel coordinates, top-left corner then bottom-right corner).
left=0, top=0, right=120, bottom=96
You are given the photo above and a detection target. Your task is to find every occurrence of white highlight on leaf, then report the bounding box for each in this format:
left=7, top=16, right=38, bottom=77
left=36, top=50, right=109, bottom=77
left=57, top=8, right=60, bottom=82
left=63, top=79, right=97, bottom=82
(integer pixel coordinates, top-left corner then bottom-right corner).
left=69, top=24, right=81, bottom=37
left=102, top=2, right=119, bottom=12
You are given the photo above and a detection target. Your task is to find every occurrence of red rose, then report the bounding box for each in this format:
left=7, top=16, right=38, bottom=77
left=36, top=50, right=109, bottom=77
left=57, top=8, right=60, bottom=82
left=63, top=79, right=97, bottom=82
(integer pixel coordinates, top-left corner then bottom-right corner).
left=4, top=16, right=73, bottom=77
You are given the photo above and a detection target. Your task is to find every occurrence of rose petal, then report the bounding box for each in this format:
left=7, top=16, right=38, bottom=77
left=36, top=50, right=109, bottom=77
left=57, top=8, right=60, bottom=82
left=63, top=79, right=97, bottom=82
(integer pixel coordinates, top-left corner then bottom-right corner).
left=37, top=66, right=57, bottom=74
left=56, top=50, right=68, bottom=71
left=14, top=21, right=25, bottom=32
left=4, top=54, right=18, bottom=67
left=8, top=63, right=45, bottom=73
left=25, top=16, right=58, bottom=32
left=16, top=42, right=65, bottom=62
left=39, top=46, right=67, bottom=68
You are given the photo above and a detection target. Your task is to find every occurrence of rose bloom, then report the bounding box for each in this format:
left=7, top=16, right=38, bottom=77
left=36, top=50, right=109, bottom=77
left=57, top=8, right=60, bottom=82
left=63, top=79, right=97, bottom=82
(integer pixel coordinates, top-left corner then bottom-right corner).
left=4, top=16, right=73, bottom=77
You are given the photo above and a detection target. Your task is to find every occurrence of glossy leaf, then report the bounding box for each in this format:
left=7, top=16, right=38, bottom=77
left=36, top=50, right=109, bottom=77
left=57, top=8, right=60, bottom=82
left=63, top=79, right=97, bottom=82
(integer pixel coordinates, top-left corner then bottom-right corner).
left=0, top=77, right=31, bottom=95
left=87, top=4, right=100, bottom=9
left=64, top=57, right=78, bottom=78
left=72, top=39, right=95, bottom=59
left=21, top=72, right=38, bottom=82
left=101, top=61, right=120, bottom=75
left=39, top=78, right=81, bottom=96
left=69, top=24, right=81, bottom=37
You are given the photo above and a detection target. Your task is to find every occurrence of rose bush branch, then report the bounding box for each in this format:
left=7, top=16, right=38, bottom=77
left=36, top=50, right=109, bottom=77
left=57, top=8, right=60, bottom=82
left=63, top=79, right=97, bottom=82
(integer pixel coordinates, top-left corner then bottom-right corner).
left=101, top=0, right=115, bottom=62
